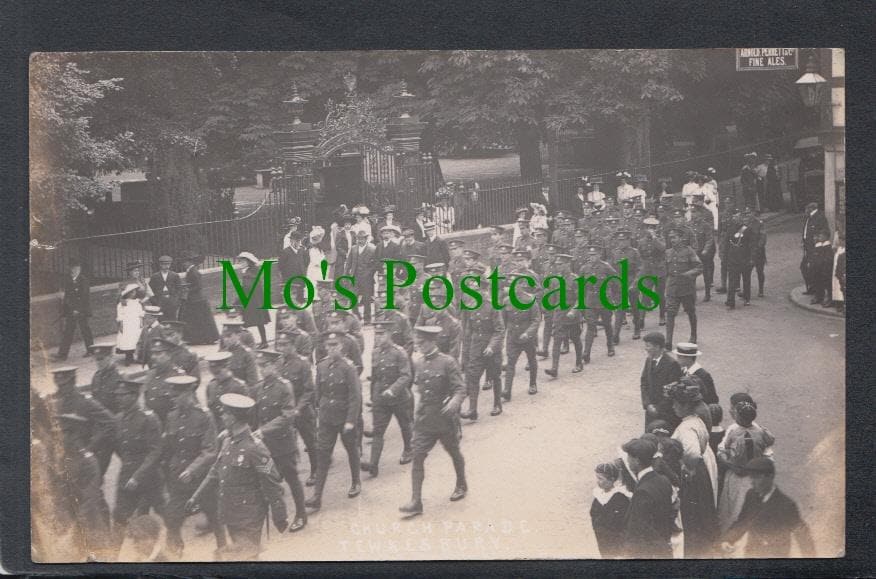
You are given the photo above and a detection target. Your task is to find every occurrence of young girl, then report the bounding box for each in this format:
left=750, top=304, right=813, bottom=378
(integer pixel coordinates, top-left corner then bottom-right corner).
left=589, top=462, right=632, bottom=559
left=116, top=283, right=144, bottom=365
left=716, top=395, right=775, bottom=533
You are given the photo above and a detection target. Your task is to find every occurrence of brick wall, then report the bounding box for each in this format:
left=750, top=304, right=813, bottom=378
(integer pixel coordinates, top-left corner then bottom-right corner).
left=31, top=226, right=495, bottom=350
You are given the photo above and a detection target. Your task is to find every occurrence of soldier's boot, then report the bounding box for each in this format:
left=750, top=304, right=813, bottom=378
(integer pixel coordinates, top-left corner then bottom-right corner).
left=502, top=373, right=513, bottom=402
left=361, top=437, right=383, bottom=478
left=459, top=394, right=478, bottom=421
left=400, top=459, right=425, bottom=515
left=612, top=315, right=622, bottom=345
left=490, top=381, right=503, bottom=416
left=632, top=312, right=642, bottom=340
left=347, top=445, right=362, bottom=498
left=571, top=336, right=583, bottom=373
left=306, top=450, right=318, bottom=486
left=399, top=423, right=413, bottom=464
left=448, top=448, right=468, bottom=501
left=704, top=285, right=711, bottom=302
left=305, top=461, right=329, bottom=510
left=664, top=315, right=676, bottom=351
left=560, top=337, right=569, bottom=355
left=688, top=312, right=698, bottom=344
left=605, top=320, right=615, bottom=357
left=583, top=329, right=594, bottom=364
left=544, top=342, right=560, bottom=377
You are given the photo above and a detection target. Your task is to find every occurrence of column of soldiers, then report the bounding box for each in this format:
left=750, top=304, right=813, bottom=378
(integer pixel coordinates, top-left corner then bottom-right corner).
left=35, top=176, right=765, bottom=561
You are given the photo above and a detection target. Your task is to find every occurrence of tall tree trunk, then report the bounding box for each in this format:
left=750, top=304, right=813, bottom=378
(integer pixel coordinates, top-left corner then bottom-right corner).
left=516, top=123, right=543, bottom=181
left=618, top=111, right=651, bottom=176
left=148, top=143, right=207, bottom=255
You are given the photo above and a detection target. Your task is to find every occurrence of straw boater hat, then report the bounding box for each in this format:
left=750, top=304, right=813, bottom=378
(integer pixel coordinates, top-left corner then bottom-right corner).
left=673, top=342, right=702, bottom=357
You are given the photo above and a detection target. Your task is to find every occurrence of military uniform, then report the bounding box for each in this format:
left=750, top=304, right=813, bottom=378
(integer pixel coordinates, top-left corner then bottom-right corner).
left=664, top=236, right=704, bottom=348
left=545, top=255, right=584, bottom=375
left=609, top=233, right=642, bottom=343
left=459, top=302, right=505, bottom=419
left=308, top=346, right=363, bottom=507
left=375, top=307, right=414, bottom=356
left=251, top=358, right=307, bottom=528
left=637, top=225, right=667, bottom=328
left=50, top=372, right=116, bottom=468
left=89, top=356, right=122, bottom=413
left=143, top=363, right=186, bottom=424
left=135, top=315, right=163, bottom=366
left=581, top=250, right=618, bottom=363
left=502, top=298, right=541, bottom=398
left=537, top=248, right=560, bottom=357
left=279, top=326, right=314, bottom=359
left=192, top=420, right=287, bottom=560
left=363, top=326, right=413, bottom=476
left=205, top=372, right=249, bottom=429
left=688, top=202, right=717, bottom=300
left=227, top=344, right=259, bottom=387
left=161, top=378, right=222, bottom=556
left=315, top=330, right=363, bottom=374
left=416, top=308, right=461, bottom=360
left=279, top=348, right=317, bottom=483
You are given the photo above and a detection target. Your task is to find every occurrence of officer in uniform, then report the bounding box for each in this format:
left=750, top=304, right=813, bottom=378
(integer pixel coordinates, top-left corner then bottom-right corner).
left=637, top=217, right=667, bottom=329
left=276, top=330, right=318, bottom=486
left=251, top=350, right=308, bottom=532
left=361, top=321, right=414, bottom=477
left=143, top=338, right=187, bottom=424
left=502, top=280, right=541, bottom=398
left=187, top=393, right=288, bottom=561
left=459, top=263, right=505, bottom=419
left=610, top=229, right=642, bottom=343
left=161, top=320, right=201, bottom=382
left=581, top=244, right=617, bottom=364
left=305, top=331, right=363, bottom=510
left=688, top=191, right=717, bottom=302
left=664, top=227, right=704, bottom=349
left=545, top=253, right=583, bottom=376
left=220, top=319, right=259, bottom=387
left=204, top=351, right=249, bottom=429
left=160, top=375, right=224, bottom=558
left=110, top=375, right=165, bottom=545
left=399, top=326, right=468, bottom=516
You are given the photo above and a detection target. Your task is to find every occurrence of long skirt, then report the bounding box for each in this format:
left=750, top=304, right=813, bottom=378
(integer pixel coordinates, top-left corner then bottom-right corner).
left=718, top=469, right=753, bottom=533
left=180, top=298, right=220, bottom=345
left=680, top=460, right=719, bottom=558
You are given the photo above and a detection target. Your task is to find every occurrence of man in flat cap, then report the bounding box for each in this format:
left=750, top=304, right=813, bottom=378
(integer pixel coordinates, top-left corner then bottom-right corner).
left=203, top=351, right=249, bottom=431
left=160, top=374, right=224, bottom=559
left=361, top=320, right=414, bottom=477
left=251, top=350, right=307, bottom=532
left=187, top=393, right=288, bottom=560
left=423, top=220, right=451, bottom=267
left=620, top=437, right=675, bottom=558
left=400, top=225, right=426, bottom=261
left=400, top=326, right=468, bottom=516
left=306, top=332, right=363, bottom=510
left=149, top=255, right=182, bottom=321
left=110, top=375, right=165, bottom=549
left=722, top=458, right=814, bottom=557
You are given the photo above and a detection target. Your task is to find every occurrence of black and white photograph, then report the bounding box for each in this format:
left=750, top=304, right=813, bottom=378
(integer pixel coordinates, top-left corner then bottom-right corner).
left=28, top=48, right=845, bottom=562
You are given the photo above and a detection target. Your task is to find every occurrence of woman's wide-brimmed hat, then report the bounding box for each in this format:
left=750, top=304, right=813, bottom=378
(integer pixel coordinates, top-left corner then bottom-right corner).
left=236, top=251, right=260, bottom=265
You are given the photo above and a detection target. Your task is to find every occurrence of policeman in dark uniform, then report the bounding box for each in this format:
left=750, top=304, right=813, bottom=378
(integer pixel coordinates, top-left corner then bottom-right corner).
left=142, top=338, right=186, bottom=424
left=459, top=264, right=506, bottom=420
left=502, top=279, right=541, bottom=398
left=187, top=393, right=288, bottom=561
left=220, top=319, right=259, bottom=387
left=545, top=254, right=583, bottom=376
left=305, top=332, right=363, bottom=510
left=161, top=320, right=201, bottom=382
left=610, top=229, right=642, bottom=343
left=251, top=350, right=307, bottom=532
left=160, top=375, right=224, bottom=559
left=204, top=351, right=249, bottom=429
left=637, top=217, right=668, bottom=329
left=361, top=321, right=414, bottom=477
left=664, top=227, right=704, bottom=349
left=581, top=244, right=617, bottom=364
left=399, top=326, right=468, bottom=516
left=688, top=191, right=717, bottom=302
left=275, top=330, right=318, bottom=487
left=110, top=375, right=165, bottom=546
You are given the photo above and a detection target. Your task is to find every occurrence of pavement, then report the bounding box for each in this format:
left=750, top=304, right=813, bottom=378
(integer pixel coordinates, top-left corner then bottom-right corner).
left=30, top=213, right=846, bottom=561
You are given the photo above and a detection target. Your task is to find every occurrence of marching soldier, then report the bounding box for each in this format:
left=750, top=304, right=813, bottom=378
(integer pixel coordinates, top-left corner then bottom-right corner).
left=415, top=285, right=461, bottom=361
left=502, top=281, right=541, bottom=398
left=204, top=351, right=249, bottom=429
left=610, top=230, right=642, bottom=343
left=637, top=217, right=668, bottom=329
left=110, top=375, right=165, bottom=546
left=274, top=308, right=315, bottom=358
left=536, top=244, right=560, bottom=358
left=752, top=209, right=768, bottom=297
left=715, top=195, right=737, bottom=295
left=545, top=253, right=584, bottom=376
left=135, top=305, right=164, bottom=366
left=315, top=311, right=364, bottom=373
left=160, top=375, right=224, bottom=559
left=187, top=393, right=288, bottom=561
left=276, top=330, right=318, bottom=486
left=142, top=338, right=185, bottom=424
left=220, top=318, right=259, bottom=387
left=664, top=227, right=704, bottom=349
left=666, top=208, right=696, bottom=248
left=374, top=286, right=414, bottom=356
left=329, top=301, right=364, bottom=352
left=399, top=326, right=468, bottom=516
left=528, top=228, right=548, bottom=274
left=581, top=244, right=617, bottom=364
left=496, top=243, right=515, bottom=272
left=305, top=332, right=363, bottom=510
left=361, top=321, right=414, bottom=477
left=459, top=264, right=506, bottom=419
left=87, top=342, right=122, bottom=414
left=688, top=191, right=717, bottom=302
left=550, top=214, right=575, bottom=251
left=251, top=350, right=308, bottom=532
left=447, top=240, right=467, bottom=283
left=161, top=320, right=201, bottom=382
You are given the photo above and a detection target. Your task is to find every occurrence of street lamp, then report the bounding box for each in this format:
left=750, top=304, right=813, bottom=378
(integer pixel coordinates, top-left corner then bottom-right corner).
left=795, top=55, right=827, bottom=108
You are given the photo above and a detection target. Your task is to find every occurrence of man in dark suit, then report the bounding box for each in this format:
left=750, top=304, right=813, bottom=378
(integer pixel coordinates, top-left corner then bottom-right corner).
left=55, top=259, right=94, bottom=360
left=422, top=221, right=450, bottom=266
left=801, top=202, right=831, bottom=294
left=400, top=226, right=426, bottom=260
left=640, top=332, right=683, bottom=430
left=278, top=231, right=307, bottom=303
left=722, top=458, right=815, bottom=557
left=345, top=230, right=377, bottom=324
left=674, top=342, right=718, bottom=405
left=374, top=224, right=404, bottom=266
left=149, top=255, right=182, bottom=321
left=620, top=438, right=674, bottom=558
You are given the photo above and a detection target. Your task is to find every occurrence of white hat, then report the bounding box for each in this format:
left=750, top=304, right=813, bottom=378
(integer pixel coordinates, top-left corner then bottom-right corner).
left=309, top=226, right=325, bottom=241
left=121, top=283, right=139, bottom=297
left=673, top=342, right=702, bottom=356
left=236, top=251, right=260, bottom=265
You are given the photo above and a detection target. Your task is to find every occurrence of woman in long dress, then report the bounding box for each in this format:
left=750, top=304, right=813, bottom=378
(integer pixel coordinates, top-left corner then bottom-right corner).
left=116, top=283, right=144, bottom=365
left=178, top=250, right=219, bottom=345
left=236, top=251, right=271, bottom=349
left=668, top=376, right=719, bottom=558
